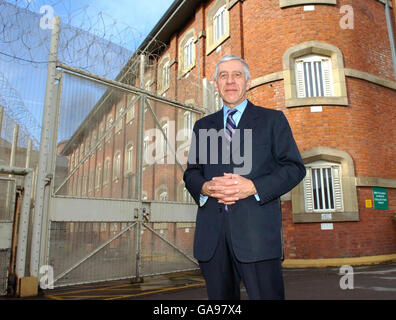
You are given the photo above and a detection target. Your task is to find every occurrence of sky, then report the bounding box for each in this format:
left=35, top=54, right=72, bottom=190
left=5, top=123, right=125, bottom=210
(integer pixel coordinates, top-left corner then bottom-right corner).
left=0, top=0, right=176, bottom=146
left=14, top=0, right=176, bottom=50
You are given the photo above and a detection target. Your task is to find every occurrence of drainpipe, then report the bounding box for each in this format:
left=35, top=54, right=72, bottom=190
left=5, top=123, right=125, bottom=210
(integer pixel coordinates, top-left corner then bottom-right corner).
left=385, top=0, right=396, bottom=79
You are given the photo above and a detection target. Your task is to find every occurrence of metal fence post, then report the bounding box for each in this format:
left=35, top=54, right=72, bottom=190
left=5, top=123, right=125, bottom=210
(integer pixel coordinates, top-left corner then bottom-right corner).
left=135, top=54, right=145, bottom=201
left=31, top=16, right=61, bottom=278
left=132, top=207, right=144, bottom=283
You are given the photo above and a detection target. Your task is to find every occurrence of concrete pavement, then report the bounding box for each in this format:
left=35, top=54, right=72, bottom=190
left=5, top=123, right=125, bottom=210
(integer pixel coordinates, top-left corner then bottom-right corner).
left=12, top=261, right=396, bottom=300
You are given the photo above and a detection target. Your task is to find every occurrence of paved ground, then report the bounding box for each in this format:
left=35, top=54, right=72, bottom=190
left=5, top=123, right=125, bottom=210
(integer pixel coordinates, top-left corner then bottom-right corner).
left=10, top=261, right=395, bottom=300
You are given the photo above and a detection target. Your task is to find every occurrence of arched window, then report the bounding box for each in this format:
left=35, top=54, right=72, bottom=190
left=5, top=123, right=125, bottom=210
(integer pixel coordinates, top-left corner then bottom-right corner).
left=113, top=151, right=121, bottom=181
left=283, top=41, right=348, bottom=108
left=206, top=0, right=229, bottom=54
left=291, top=147, right=358, bottom=223
left=213, top=5, right=226, bottom=42
left=125, top=143, right=134, bottom=172
left=103, top=158, right=110, bottom=185
left=95, top=165, right=102, bottom=190
left=179, top=29, right=196, bottom=76
left=184, top=37, right=194, bottom=70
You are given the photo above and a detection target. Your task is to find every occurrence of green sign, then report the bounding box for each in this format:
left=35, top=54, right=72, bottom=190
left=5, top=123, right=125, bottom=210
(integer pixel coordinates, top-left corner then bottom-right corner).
left=373, top=187, right=388, bottom=210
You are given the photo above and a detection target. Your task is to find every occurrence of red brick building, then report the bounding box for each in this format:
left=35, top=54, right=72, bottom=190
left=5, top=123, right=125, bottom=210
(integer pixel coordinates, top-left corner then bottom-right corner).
left=61, top=0, right=396, bottom=261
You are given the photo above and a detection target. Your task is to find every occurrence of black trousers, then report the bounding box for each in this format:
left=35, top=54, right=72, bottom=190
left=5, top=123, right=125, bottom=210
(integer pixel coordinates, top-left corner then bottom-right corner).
left=198, top=213, right=285, bottom=300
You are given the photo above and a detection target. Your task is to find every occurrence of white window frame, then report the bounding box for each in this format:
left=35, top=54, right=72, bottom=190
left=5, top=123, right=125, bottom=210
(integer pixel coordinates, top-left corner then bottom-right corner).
left=159, top=191, right=168, bottom=202
left=162, top=122, right=168, bottom=157
left=126, top=144, right=134, bottom=172
left=184, top=37, right=194, bottom=70
left=115, top=105, right=124, bottom=133
left=163, top=60, right=170, bottom=89
left=113, top=151, right=121, bottom=181
left=183, top=111, right=194, bottom=140
left=143, top=136, right=149, bottom=164
left=295, top=54, right=334, bottom=98
left=105, top=116, right=113, bottom=143
left=103, top=158, right=110, bottom=185
left=213, top=5, right=227, bottom=42
left=126, top=103, right=135, bottom=124
left=95, top=165, right=102, bottom=190
left=303, top=161, right=343, bottom=213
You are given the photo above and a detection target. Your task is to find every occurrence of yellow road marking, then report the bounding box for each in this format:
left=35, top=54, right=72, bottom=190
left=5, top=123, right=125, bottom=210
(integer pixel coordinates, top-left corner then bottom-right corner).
left=45, top=281, right=205, bottom=300
left=45, top=283, right=138, bottom=298
left=105, top=282, right=205, bottom=300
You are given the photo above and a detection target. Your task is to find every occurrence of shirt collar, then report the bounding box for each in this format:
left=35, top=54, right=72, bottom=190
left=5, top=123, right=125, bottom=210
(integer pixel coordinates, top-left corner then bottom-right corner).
left=223, top=99, right=248, bottom=117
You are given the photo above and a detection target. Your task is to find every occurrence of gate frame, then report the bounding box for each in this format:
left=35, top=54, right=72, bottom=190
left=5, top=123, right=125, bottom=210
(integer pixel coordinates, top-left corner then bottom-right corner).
left=33, top=16, right=205, bottom=288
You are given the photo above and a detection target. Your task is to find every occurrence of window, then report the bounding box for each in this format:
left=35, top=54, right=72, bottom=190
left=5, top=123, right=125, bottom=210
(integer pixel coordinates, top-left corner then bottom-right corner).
left=206, top=0, right=229, bottom=54
left=184, top=37, right=194, bottom=70
left=88, top=168, right=94, bottom=192
left=143, top=136, right=149, bottom=164
left=75, top=149, right=79, bottom=167
left=126, top=144, right=134, bottom=172
left=161, top=122, right=168, bottom=157
left=91, top=130, right=97, bottom=146
left=295, top=55, right=333, bottom=98
left=183, top=111, right=194, bottom=140
left=158, top=54, right=171, bottom=94
left=213, top=5, right=226, bottom=42
left=115, top=105, right=124, bottom=133
left=126, top=102, right=135, bottom=124
left=113, top=152, right=121, bottom=181
left=145, top=80, right=151, bottom=92
left=82, top=174, right=87, bottom=196
left=282, top=41, right=348, bottom=108
left=155, top=185, right=168, bottom=201
left=279, top=0, right=336, bottom=8
left=303, top=162, right=343, bottom=212
left=159, top=191, right=168, bottom=201
left=106, top=116, right=113, bottom=143
left=103, top=158, right=110, bottom=184
left=99, top=123, right=104, bottom=138
left=163, top=61, right=170, bottom=89
left=291, top=147, right=359, bottom=224
left=179, top=30, right=196, bottom=76
left=95, top=165, right=102, bottom=189
left=80, top=144, right=84, bottom=159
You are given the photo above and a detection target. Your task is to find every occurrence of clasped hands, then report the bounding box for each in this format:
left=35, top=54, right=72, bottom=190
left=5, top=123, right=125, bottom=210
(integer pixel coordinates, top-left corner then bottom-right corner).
left=201, top=173, right=257, bottom=205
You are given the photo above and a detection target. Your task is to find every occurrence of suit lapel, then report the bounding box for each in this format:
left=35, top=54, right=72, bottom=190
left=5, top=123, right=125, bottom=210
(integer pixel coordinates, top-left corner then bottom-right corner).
left=232, top=101, right=260, bottom=153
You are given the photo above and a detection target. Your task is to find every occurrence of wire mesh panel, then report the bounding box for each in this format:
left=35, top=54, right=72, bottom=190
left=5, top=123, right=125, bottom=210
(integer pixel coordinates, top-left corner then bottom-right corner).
left=142, top=97, right=199, bottom=203
left=140, top=222, right=197, bottom=277
left=54, top=72, right=141, bottom=200
left=0, top=178, right=16, bottom=296
left=49, top=221, right=137, bottom=287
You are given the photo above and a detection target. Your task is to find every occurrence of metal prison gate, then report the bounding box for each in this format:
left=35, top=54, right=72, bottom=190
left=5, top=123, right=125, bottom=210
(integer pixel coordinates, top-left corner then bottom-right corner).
left=37, top=18, right=204, bottom=288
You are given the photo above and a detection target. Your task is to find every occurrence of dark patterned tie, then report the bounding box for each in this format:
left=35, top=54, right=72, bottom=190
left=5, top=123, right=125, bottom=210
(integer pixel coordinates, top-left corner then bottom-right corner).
left=224, top=108, right=237, bottom=212
left=225, top=108, right=238, bottom=144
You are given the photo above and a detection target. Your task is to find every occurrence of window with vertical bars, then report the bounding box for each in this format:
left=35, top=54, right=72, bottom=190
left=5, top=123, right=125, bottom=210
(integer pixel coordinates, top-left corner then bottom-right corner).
left=303, top=161, right=343, bottom=212
left=295, top=55, right=333, bottom=98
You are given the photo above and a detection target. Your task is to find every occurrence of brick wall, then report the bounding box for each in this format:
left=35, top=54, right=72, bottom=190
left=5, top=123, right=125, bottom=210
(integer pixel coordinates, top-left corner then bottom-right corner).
left=65, top=0, right=396, bottom=260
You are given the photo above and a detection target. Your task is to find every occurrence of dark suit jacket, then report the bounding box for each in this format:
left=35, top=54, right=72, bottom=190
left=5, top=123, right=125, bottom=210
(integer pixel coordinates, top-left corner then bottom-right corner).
left=183, top=101, right=306, bottom=263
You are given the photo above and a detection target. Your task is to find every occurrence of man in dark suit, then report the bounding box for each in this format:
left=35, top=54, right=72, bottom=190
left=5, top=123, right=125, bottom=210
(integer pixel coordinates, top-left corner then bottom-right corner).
left=183, top=54, right=306, bottom=300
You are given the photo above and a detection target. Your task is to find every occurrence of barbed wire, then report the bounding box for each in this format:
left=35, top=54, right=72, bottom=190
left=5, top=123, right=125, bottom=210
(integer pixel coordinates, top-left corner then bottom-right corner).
left=0, top=0, right=211, bottom=150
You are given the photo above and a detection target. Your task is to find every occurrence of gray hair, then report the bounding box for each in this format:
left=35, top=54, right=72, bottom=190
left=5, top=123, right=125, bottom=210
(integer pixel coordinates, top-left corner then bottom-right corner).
left=214, top=54, right=250, bottom=81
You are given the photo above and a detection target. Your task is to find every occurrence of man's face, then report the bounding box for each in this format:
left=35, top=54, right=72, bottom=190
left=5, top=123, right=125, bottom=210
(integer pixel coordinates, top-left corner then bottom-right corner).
left=214, top=59, right=251, bottom=108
